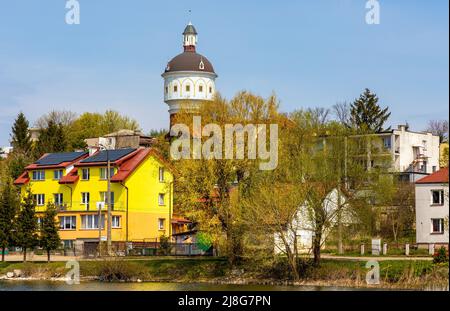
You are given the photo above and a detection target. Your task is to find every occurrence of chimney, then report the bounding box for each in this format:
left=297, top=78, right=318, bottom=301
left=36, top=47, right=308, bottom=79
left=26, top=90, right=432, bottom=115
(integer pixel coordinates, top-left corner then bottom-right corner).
left=398, top=124, right=407, bottom=132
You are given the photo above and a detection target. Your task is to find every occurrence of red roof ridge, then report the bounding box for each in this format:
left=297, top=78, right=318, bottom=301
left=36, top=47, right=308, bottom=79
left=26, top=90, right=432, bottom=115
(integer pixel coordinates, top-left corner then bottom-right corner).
left=416, top=167, right=449, bottom=184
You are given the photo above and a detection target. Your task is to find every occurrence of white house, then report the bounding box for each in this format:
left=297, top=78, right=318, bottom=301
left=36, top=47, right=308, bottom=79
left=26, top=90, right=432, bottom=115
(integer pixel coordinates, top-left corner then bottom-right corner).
left=415, top=167, right=449, bottom=249
left=274, top=188, right=352, bottom=254
left=372, top=125, right=440, bottom=182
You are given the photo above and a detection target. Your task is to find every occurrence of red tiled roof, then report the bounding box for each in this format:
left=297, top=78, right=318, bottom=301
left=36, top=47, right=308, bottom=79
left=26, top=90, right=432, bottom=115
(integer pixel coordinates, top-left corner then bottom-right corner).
left=59, top=169, right=79, bottom=184
left=416, top=167, right=449, bottom=184
left=13, top=171, right=30, bottom=185
left=111, top=148, right=151, bottom=182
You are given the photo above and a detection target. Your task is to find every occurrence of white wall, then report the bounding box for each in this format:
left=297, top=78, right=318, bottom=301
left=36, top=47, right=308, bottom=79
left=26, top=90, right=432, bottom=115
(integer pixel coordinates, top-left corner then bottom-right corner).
left=415, top=183, right=449, bottom=245
left=392, top=127, right=440, bottom=173
left=163, top=71, right=217, bottom=114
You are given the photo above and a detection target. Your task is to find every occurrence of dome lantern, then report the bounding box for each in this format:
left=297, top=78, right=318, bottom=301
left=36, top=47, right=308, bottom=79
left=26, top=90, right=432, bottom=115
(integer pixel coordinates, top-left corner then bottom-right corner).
left=183, top=22, right=198, bottom=52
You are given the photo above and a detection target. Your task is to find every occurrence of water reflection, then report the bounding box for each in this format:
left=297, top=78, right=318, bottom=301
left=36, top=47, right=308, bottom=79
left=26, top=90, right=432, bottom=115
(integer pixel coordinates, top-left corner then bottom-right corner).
left=0, top=281, right=374, bottom=291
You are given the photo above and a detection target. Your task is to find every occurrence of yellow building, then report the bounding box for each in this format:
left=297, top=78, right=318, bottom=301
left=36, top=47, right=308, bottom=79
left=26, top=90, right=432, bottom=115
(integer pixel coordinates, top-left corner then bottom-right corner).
left=14, top=148, right=174, bottom=250
left=440, top=142, right=449, bottom=168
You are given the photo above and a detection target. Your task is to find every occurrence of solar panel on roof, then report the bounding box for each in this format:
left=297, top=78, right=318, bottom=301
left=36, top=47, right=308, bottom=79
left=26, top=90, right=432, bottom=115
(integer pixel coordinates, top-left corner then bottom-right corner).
left=35, top=151, right=88, bottom=166
left=80, top=148, right=136, bottom=163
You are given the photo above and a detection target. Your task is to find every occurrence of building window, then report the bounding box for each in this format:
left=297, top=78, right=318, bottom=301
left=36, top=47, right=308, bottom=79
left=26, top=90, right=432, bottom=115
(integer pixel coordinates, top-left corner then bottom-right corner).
left=100, top=167, right=115, bottom=180
left=63, top=240, right=74, bottom=249
left=53, top=193, right=63, bottom=206
left=158, top=218, right=165, bottom=230
left=199, top=85, right=203, bottom=92
left=165, top=86, right=168, bottom=94
left=100, top=191, right=115, bottom=209
left=186, top=85, right=190, bottom=92
left=431, top=218, right=444, bottom=234
left=53, top=169, right=63, bottom=180
left=158, top=193, right=165, bottom=206
left=81, top=214, right=105, bottom=230
left=432, top=166, right=437, bottom=173
left=81, top=168, right=90, bottom=180
left=209, top=86, right=212, bottom=93
left=159, top=167, right=164, bottom=182
left=59, top=216, right=76, bottom=230
left=32, top=170, right=45, bottom=181
left=431, top=190, right=444, bottom=205
left=382, top=137, right=391, bottom=150
left=112, top=216, right=121, bottom=228
left=33, top=194, right=45, bottom=206
left=174, top=85, right=178, bottom=92
left=81, top=192, right=90, bottom=209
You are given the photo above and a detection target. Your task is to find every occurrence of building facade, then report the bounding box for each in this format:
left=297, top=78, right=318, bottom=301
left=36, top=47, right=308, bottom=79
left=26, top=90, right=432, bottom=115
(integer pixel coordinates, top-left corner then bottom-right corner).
left=415, top=168, right=449, bottom=248
left=14, top=148, right=174, bottom=249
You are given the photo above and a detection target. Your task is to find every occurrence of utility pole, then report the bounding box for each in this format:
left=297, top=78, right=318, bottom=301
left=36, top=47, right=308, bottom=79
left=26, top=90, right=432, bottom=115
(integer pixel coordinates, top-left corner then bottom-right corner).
left=106, top=148, right=112, bottom=255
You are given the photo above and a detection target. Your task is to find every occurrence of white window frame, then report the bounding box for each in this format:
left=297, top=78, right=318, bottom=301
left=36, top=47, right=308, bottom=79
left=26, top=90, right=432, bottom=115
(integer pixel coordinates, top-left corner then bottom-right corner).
left=32, top=170, right=45, bottom=181
left=431, top=190, right=444, bottom=205
left=81, top=192, right=90, bottom=209
left=431, top=218, right=444, bottom=234
left=33, top=194, right=45, bottom=206
left=53, top=169, right=63, bottom=180
left=112, top=215, right=121, bottom=228
left=99, top=167, right=115, bottom=180
left=159, top=167, right=165, bottom=182
left=81, top=214, right=105, bottom=230
left=53, top=193, right=63, bottom=206
left=158, top=193, right=165, bottom=206
left=158, top=218, right=165, bottom=230
left=59, top=216, right=76, bottom=230
left=81, top=168, right=90, bottom=180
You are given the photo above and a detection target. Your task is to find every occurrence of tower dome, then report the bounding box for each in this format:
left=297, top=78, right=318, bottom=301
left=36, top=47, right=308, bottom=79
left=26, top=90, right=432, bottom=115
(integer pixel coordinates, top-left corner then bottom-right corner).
left=162, top=23, right=218, bottom=124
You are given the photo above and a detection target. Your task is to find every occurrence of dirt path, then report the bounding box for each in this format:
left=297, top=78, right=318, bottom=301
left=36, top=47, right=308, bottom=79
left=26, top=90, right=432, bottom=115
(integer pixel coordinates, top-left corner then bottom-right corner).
left=321, top=254, right=432, bottom=261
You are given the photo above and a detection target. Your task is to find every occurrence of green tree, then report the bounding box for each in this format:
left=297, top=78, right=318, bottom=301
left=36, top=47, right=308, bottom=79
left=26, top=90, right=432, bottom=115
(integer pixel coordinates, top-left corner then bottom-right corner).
left=173, top=91, right=280, bottom=265
left=350, top=88, right=391, bottom=133
left=16, top=187, right=39, bottom=262
left=10, top=112, right=32, bottom=155
left=0, top=178, right=19, bottom=261
left=40, top=202, right=61, bottom=262
left=34, top=120, right=68, bottom=157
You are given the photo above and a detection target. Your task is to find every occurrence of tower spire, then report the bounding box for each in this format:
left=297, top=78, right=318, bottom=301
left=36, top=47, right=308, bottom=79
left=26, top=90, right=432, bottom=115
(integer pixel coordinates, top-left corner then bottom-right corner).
left=183, top=22, right=197, bottom=52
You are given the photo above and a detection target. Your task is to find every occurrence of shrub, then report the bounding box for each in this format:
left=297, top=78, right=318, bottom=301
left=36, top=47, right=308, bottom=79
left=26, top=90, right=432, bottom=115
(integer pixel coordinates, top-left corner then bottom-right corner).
left=433, top=247, right=449, bottom=264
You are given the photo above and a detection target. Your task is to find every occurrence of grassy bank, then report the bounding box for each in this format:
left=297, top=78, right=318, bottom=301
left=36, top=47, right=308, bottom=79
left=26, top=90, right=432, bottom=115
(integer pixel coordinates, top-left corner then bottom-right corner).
left=0, top=258, right=448, bottom=290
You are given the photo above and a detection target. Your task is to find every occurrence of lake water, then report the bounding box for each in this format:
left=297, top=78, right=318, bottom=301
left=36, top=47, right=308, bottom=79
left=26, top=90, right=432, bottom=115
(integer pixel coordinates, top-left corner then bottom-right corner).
left=0, top=280, right=374, bottom=291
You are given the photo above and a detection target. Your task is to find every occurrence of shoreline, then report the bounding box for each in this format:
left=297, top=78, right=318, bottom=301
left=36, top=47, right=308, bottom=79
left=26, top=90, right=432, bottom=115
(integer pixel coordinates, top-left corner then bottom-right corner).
left=0, top=274, right=439, bottom=291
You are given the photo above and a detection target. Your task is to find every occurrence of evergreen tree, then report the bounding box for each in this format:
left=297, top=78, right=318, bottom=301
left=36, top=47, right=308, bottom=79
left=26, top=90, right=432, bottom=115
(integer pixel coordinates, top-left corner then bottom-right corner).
left=34, top=120, right=68, bottom=157
left=16, top=187, right=38, bottom=262
left=40, top=202, right=61, bottom=262
left=349, top=88, right=391, bottom=133
left=10, top=112, right=32, bottom=155
left=0, top=178, right=19, bottom=261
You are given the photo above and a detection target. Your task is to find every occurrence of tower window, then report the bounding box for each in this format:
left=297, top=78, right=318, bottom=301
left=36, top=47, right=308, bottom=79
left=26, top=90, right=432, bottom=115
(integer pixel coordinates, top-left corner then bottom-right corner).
left=186, top=85, right=190, bottom=92
left=199, top=85, right=203, bottom=92
left=174, top=85, right=178, bottom=92
left=165, top=86, right=168, bottom=94
left=209, top=86, right=212, bottom=93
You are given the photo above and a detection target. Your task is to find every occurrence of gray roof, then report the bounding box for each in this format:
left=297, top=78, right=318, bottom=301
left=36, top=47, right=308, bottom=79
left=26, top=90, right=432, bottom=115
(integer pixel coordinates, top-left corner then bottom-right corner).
left=183, top=23, right=197, bottom=35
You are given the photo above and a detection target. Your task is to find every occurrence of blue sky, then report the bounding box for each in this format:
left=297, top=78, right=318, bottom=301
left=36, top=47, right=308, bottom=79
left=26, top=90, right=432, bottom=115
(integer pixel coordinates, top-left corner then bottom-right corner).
left=0, top=0, right=448, bottom=146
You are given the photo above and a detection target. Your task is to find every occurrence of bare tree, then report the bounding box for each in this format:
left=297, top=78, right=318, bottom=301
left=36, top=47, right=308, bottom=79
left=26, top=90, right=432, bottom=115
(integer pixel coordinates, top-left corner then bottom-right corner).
left=332, top=102, right=350, bottom=126
left=426, top=120, right=449, bottom=143
left=35, top=110, right=77, bottom=129
left=307, top=107, right=330, bottom=125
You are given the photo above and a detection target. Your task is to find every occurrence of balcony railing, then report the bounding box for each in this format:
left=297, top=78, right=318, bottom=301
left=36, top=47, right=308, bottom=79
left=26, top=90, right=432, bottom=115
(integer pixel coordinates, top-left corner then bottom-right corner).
left=54, top=201, right=126, bottom=212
